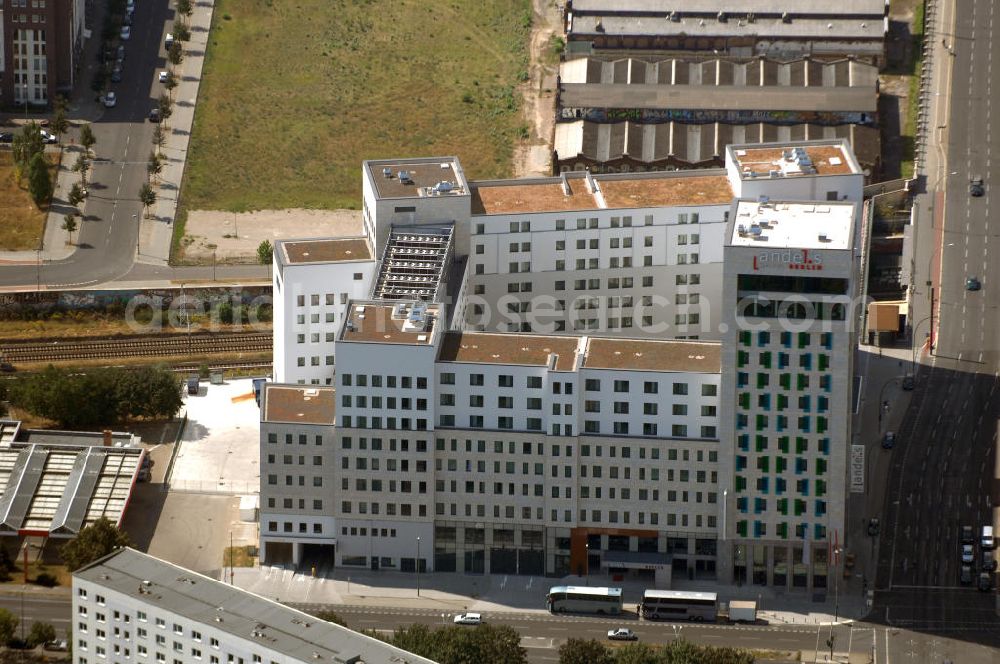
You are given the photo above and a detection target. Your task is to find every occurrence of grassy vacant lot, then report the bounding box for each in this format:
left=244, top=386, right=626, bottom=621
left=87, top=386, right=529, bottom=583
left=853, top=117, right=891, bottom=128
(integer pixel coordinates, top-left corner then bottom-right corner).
left=0, top=151, right=59, bottom=251
left=184, top=0, right=532, bottom=212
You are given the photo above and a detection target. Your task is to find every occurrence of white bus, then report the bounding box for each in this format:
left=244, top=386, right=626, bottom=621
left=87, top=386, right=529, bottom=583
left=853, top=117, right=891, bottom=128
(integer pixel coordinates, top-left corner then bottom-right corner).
left=639, top=590, right=718, bottom=622
left=546, top=586, right=623, bottom=615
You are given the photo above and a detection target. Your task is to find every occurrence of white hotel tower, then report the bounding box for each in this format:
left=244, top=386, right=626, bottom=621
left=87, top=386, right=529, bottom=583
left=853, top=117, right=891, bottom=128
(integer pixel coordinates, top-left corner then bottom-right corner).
left=264, top=140, right=865, bottom=591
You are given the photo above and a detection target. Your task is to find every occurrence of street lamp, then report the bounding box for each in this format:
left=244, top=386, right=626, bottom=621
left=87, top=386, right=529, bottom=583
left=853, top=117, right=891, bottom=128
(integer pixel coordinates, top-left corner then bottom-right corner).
left=22, top=84, right=28, bottom=122
left=133, top=213, right=140, bottom=256
left=878, top=377, right=899, bottom=429
left=416, top=536, right=421, bottom=597
left=35, top=250, right=41, bottom=292
left=584, top=542, right=590, bottom=585
left=911, top=315, right=934, bottom=373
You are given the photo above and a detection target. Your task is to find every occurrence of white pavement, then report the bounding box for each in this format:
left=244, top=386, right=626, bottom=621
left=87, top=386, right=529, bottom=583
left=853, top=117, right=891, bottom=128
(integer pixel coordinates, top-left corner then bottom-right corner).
left=138, top=0, right=217, bottom=265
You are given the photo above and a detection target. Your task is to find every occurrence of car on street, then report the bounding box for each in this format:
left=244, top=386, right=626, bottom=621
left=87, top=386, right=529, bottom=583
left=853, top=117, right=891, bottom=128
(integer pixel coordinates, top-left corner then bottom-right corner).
left=117, top=44, right=126, bottom=60
left=978, top=572, right=993, bottom=592
left=981, top=551, right=997, bottom=572
left=960, top=565, right=973, bottom=584
left=962, top=525, right=976, bottom=544
left=453, top=613, right=481, bottom=626
left=123, top=11, right=133, bottom=25
left=607, top=628, right=637, bottom=641
left=867, top=518, right=880, bottom=536
left=901, top=374, right=915, bottom=391
left=962, top=544, right=975, bottom=564
left=165, top=33, right=174, bottom=49
left=149, top=107, right=161, bottom=123
left=881, top=431, right=896, bottom=449
left=970, top=176, right=985, bottom=197
left=39, top=129, right=57, bottom=144
left=120, top=25, right=131, bottom=40
left=159, top=71, right=169, bottom=83
left=44, top=640, right=67, bottom=652
left=126, top=0, right=135, bottom=10
left=0, top=132, right=12, bottom=143
left=111, top=68, right=123, bottom=83
left=103, top=92, right=118, bottom=108
left=966, top=276, right=982, bottom=291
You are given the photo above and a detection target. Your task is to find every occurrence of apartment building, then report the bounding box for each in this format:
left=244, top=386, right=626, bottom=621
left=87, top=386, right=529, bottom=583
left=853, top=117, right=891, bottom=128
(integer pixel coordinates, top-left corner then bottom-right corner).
left=1, top=0, right=86, bottom=106
left=718, top=176, right=861, bottom=589
left=267, top=139, right=865, bottom=588
left=72, top=547, right=437, bottom=664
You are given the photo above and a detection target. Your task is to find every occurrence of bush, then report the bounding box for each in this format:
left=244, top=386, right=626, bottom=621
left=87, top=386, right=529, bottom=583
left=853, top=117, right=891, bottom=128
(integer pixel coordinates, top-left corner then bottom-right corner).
left=27, top=622, right=56, bottom=647
left=33, top=572, right=59, bottom=588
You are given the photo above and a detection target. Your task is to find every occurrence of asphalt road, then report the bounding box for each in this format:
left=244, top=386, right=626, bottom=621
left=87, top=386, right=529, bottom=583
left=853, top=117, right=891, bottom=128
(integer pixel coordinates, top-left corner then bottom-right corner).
left=0, top=595, right=72, bottom=634
left=0, top=0, right=174, bottom=289
left=871, top=0, right=1000, bottom=660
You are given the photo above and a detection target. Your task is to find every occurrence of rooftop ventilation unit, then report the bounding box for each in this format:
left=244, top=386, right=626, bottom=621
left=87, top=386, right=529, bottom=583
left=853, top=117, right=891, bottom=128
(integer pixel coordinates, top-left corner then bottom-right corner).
left=669, top=11, right=680, bottom=22
left=819, top=234, right=830, bottom=242
left=737, top=224, right=747, bottom=236
left=398, top=170, right=413, bottom=184
left=717, top=12, right=727, bottom=22
left=382, top=167, right=392, bottom=178
left=782, top=12, right=791, bottom=23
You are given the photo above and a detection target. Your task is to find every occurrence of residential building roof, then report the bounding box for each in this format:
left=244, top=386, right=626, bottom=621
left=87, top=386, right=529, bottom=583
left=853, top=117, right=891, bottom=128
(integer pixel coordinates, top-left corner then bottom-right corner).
left=583, top=338, right=721, bottom=373
left=730, top=199, right=856, bottom=250
left=341, top=301, right=440, bottom=346
left=262, top=386, right=336, bottom=426
left=279, top=238, right=372, bottom=266
left=731, top=144, right=859, bottom=178
left=75, top=548, right=439, bottom=664
left=438, top=332, right=581, bottom=371
left=568, top=0, right=885, bottom=13
left=365, top=157, right=468, bottom=200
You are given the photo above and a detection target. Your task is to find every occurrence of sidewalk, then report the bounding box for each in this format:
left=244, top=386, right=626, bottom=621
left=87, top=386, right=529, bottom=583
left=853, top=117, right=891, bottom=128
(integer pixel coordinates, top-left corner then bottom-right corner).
left=138, top=0, right=217, bottom=265
left=230, top=566, right=867, bottom=627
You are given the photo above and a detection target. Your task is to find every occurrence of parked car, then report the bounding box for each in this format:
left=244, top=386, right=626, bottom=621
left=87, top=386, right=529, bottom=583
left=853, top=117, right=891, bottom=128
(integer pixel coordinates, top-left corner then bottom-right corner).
left=44, top=640, right=67, bottom=652
left=962, top=544, right=975, bottom=564
left=607, top=628, right=637, bottom=641
left=149, top=108, right=161, bottom=123
left=960, top=565, right=973, bottom=585
left=165, top=33, right=174, bottom=49
left=966, top=276, right=982, bottom=291
left=867, top=518, right=880, bottom=536
left=0, top=133, right=13, bottom=144
left=117, top=44, right=126, bottom=60
left=121, top=25, right=131, bottom=40
left=111, top=68, right=123, bottom=83
left=453, top=612, right=481, bottom=626
left=39, top=129, right=57, bottom=144
left=970, top=176, right=985, bottom=197
left=901, top=374, right=915, bottom=391
left=103, top=92, right=118, bottom=108
left=881, top=431, right=896, bottom=450
left=978, top=572, right=993, bottom=592
left=158, top=70, right=170, bottom=83
left=962, top=525, right=976, bottom=544
left=981, top=550, right=997, bottom=572
left=126, top=0, right=136, bottom=11
left=0, top=362, right=15, bottom=372
left=186, top=376, right=199, bottom=395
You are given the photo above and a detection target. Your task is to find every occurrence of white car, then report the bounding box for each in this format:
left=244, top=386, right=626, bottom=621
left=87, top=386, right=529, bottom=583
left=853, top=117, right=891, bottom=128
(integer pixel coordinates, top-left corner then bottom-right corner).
left=453, top=612, right=481, bottom=626
left=39, top=129, right=58, bottom=144
left=126, top=0, right=135, bottom=10
left=158, top=71, right=169, bottom=83
left=962, top=544, right=975, bottom=564
left=607, top=628, right=637, bottom=641
left=103, top=92, right=117, bottom=108
left=121, top=25, right=131, bottom=40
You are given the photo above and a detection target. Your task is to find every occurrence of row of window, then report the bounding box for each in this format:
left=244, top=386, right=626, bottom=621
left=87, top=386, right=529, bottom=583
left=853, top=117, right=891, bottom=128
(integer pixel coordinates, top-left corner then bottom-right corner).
left=475, top=212, right=702, bottom=235
left=735, top=520, right=827, bottom=541
left=432, top=503, right=715, bottom=529
left=294, top=291, right=355, bottom=307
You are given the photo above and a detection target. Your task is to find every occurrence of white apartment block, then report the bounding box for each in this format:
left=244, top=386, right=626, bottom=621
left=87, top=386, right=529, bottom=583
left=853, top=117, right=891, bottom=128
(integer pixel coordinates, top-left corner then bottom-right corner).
left=266, top=139, right=865, bottom=590
left=72, top=547, right=437, bottom=664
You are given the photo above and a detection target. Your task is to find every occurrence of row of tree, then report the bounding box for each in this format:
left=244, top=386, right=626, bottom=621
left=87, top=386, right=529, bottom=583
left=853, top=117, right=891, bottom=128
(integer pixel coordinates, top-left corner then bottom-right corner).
left=0, top=610, right=58, bottom=650
left=559, top=638, right=754, bottom=664
left=8, top=365, right=183, bottom=428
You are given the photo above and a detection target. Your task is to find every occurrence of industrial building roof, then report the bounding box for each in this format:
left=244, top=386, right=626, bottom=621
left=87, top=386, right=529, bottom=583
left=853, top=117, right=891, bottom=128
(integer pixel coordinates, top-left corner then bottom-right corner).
left=365, top=157, right=468, bottom=200
left=568, top=0, right=886, bottom=13
left=471, top=171, right=732, bottom=214
left=75, top=548, right=439, bottom=664
left=729, top=199, right=856, bottom=250
left=438, top=332, right=581, bottom=371
left=279, top=238, right=372, bottom=266
left=583, top=338, right=721, bottom=373
left=341, top=301, right=440, bottom=346
left=0, top=422, right=141, bottom=537
left=568, top=15, right=885, bottom=41
left=554, top=121, right=880, bottom=170
left=262, top=386, right=336, bottom=426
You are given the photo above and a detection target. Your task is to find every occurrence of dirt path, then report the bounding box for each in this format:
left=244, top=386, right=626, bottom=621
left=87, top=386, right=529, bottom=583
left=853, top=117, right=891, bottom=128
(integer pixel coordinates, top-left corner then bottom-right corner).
left=513, top=0, right=563, bottom=178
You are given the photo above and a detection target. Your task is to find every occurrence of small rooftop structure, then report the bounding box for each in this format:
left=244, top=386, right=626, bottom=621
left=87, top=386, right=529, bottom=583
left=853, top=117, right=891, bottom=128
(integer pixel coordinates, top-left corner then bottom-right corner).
left=341, top=301, right=441, bottom=346
left=75, top=548, right=439, bottom=664
left=261, top=385, right=336, bottom=426
left=365, top=157, right=469, bottom=200
left=0, top=422, right=142, bottom=538
left=438, top=332, right=581, bottom=372
left=730, top=199, right=856, bottom=250
left=278, top=238, right=372, bottom=266
left=583, top=338, right=721, bottom=373
left=371, top=225, right=453, bottom=301
left=730, top=143, right=859, bottom=179
left=471, top=171, right=732, bottom=215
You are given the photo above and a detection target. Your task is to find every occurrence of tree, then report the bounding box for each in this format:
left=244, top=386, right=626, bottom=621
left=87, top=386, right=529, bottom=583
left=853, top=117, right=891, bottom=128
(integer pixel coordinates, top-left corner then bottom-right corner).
left=28, top=152, right=53, bottom=207
left=147, top=151, right=163, bottom=182
left=27, top=622, right=56, bottom=648
left=51, top=107, right=70, bottom=144
left=158, top=93, right=174, bottom=126
left=68, top=182, right=86, bottom=207
left=384, top=624, right=527, bottom=664
left=79, top=123, right=96, bottom=156
left=558, top=639, right=613, bottom=664
left=151, top=124, right=166, bottom=154
left=0, top=608, right=17, bottom=647
left=168, top=41, right=184, bottom=68
left=312, top=610, right=346, bottom=627
left=12, top=122, right=45, bottom=177
left=62, top=213, right=78, bottom=245
left=60, top=518, right=130, bottom=572
left=612, top=643, right=661, bottom=664
left=163, top=70, right=179, bottom=99
left=139, top=182, right=156, bottom=218
left=173, top=20, right=191, bottom=42
left=176, top=0, right=193, bottom=21
left=257, top=240, right=273, bottom=266
left=73, top=154, right=90, bottom=186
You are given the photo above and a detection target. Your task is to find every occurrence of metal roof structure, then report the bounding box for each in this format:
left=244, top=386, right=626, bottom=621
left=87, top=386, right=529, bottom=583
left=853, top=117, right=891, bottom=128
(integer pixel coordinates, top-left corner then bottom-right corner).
left=371, top=225, right=454, bottom=301
left=0, top=421, right=141, bottom=538
left=76, top=548, right=440, bottom=664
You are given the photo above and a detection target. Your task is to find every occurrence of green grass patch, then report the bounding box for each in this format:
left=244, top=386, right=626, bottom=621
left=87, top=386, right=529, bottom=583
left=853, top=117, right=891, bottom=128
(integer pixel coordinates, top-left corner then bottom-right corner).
left=0, top=151, right=61, bottom=251
left=183, top=0, right=532, bottom=212
left=223, top=545, right=256, bottom=568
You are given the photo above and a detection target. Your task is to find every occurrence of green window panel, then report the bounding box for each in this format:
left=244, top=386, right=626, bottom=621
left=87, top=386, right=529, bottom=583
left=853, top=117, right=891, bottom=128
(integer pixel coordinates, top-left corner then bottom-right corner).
left=737, top=350, right=749, bottom=367
left=794, top=499, right=806, bottom=516
left=736, top=520, right=748, bottom=537
left=798, top=332, right=811, bottom=348
left=816, top=458, right=827, bottom=475
left=797, top=374, right=809, bottom=391
left=817, top=417, right=828, bottom=434
left=796, top=437, right=808, bottom=453
left=739, top=330, right=752, bottom=346
left=756, top=456, right=770, bottom=472
left=759, top=351, right=773, bottom=368
left=739, top=392, right=751, bottom=409
left=757, top=373, right=770, bottom=389
left=755, top=414, right=768, bottom=431
left=777, top=394, right=788, bottom=411
left=755, top=435, right=768, bottom=452
left=777, top=498, right=788, bottom=515
left=778, top=436, right=790, bottom=453
left=816, top=480, right=827, bottom=496
left=779, top=373, right=791, bottom=389
left=776, top=456, right=787, bottom=473
left=735, top=476, right=747, bottom=492
left=819, top=354, right=830, bottom=371
left=777, top=522, right=789, bottom=539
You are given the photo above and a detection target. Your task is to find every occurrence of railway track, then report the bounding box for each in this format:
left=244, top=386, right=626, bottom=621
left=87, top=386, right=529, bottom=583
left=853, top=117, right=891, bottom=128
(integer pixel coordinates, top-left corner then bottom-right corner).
left=0, top=332, right=273, bottom=363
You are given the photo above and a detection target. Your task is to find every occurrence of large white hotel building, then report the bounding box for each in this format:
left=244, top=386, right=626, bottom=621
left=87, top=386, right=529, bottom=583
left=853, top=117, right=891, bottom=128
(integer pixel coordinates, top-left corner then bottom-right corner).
left=262, top=140, right=864, bottom=592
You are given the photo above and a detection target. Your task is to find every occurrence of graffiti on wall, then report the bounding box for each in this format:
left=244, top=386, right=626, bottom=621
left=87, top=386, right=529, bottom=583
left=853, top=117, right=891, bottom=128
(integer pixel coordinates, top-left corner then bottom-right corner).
left=559, top=107, right=872, bottom=126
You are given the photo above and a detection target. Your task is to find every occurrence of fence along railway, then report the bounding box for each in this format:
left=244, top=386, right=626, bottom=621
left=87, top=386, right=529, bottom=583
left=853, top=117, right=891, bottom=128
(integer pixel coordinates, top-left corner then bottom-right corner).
left=0, top=332, right=273, bottom=364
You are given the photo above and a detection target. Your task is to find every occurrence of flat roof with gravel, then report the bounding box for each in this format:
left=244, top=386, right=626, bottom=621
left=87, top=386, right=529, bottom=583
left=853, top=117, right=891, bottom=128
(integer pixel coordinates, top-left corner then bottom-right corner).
left=583, top=338, right=721, bottom=373
left=262, top=386, right=336, bottom=425
left=279, top=238, right=372, bottom=265
left=438, top=332, right=581, bottom=371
